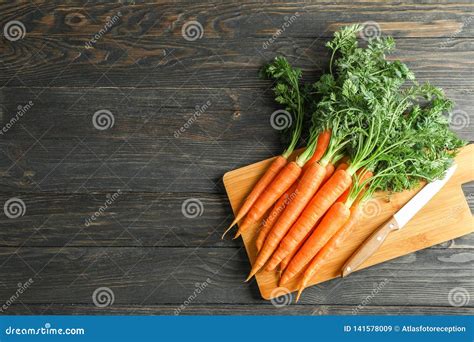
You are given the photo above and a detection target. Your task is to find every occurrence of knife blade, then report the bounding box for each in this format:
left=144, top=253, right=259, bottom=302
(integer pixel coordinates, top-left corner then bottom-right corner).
left=341, top=164, right=457, bottom=277
left=393, top=164, right=457, bottom=228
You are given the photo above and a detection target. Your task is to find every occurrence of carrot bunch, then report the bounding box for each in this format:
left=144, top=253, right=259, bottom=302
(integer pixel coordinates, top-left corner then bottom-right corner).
left=224, top=24, right=465, bottom=303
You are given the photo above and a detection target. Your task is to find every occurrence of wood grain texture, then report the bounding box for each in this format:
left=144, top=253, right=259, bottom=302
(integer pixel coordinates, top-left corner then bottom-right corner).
left=3, top=304, right=474, bottom=316
left=224, top=145, right=474, bottom=299
left=0, top=87, right=472, bottom=141
left=1, top=1, right=473, bottom=38
left=0, top=1, right=472, bottom=315
left=0, top=247, right=472, bottom=306
left=1, top=37, right=473, bottom=88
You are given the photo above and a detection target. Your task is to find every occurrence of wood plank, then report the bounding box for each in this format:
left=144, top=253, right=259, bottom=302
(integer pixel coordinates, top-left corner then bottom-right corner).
left=0, top=138, right=281, bottom=193
left=0, top=87, right=274, bottom=140
left=224, top=145, right=474, bottom=299
left=1, top=37, right=472, bottom=88
left=1, top=2, right=473, bottom=38
left=3, top=304, right=473, bottom=316
left=0, top=191, right=471, bottom=248
left=0, top=247, right=471, bottom=306
left=0, top=192, right=234, bottom=247
left=0, top=87, right=472, bottom=141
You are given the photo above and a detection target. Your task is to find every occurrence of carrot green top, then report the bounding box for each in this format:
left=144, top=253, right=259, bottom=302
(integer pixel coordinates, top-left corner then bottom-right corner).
left=261, top=57, right=305, bottom=159
left=311, top=24, right=465, bottom=200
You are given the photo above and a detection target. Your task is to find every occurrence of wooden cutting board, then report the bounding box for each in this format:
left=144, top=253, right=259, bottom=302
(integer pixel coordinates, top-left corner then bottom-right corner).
left=223, top=144, right=474, bottom=300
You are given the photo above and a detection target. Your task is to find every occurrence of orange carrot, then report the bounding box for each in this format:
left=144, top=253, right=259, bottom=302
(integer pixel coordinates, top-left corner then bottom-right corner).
left=335, top=161, right=349, bottom=172
left=337, top=168, right=370, bottom=204
left=303, top=130, right=331, bottom=170
left=295, top=205, right=362, bottom=302
left=336, top=156, right=350, bottom=168
left=279, top=231, right=310, bottom=272
left=256, top=183, right=298, bottom=251
left=272, top=163, right=343, bottom=271
left=265, top=169, right=353, bottom=270
left=278, top=164, right=349, bottom=272
left=235, top=161, right=302, bottom=238
left=263, top=163, right=328, bottom=272
left=278, top=162, right=349, bottom=271
left=322, top=163, right=335, bottom=183
left=222, top=156, right=287, bottom=238
left=280, top=201, right=351, bottom=284
left=246, top=163, right=327, bottom=279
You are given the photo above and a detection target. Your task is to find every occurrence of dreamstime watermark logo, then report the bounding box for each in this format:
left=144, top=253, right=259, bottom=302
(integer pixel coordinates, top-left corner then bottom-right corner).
left=440, top=16, right=473, bottom=48
left=3, top=20, right=26, bottom=41
left=92, top=287, right=115, bottom=308
left=0, top=278, right=34, bottom=313
left=262, top=189, right=298, bottom=226
left=0, top=101, right=34, bottom=135
left=4, top=197, right=26, bottom=219
left=174, top=100, right=211, bottom=138
left=85, top=189, right=122, bottom=227
left=5, top=323, right=85, bottom=336
left=181, top=198, right=204, bottom=218
left=448, top=109, right=470, bottom=131
left=448, top=287, right=470, bottom=307
left=270, top=109, right=292, bottom=130
left=262, top=12, right=300, bottom=49
left=447, top=204, right=464, bottom=223
left=352, top=278, right=388, bottom=314
left=361, top=198, right=382, bottom=219
left=174, top=278, right=212, bottom=315
left=181, top=21, right=204, bottom=41
left=311, top=308, right=326, bottom=315
left=360, top=21, right=381, bottom=41
left=85, top=12, right=122, bottom=49
left=92, top=109, right=115, bottom=130
left=270, top=287, right=293, bottom=307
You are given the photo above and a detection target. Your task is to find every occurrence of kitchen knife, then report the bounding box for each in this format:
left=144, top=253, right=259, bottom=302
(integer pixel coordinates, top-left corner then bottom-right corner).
left=341, top=164, right=457, bottom=277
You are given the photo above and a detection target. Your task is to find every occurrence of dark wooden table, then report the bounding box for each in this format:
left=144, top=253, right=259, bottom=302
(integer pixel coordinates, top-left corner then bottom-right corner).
left=0, top=1, right=472, bottom=315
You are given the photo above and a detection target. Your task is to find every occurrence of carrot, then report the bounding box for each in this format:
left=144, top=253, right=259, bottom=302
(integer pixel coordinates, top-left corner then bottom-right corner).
left=279, top=231, right=310, bottom=272
left=276, top=164, right=349, bottom=271
left=265, top=169, right=352, bottom=271
left=256, top=130, right=334, bottom=251
left=256, top=183, right=298, bottom=251
left=261, top=163, right=327, bottom=272
left=337, top=167, right=370, bottom=203
left=293, top=170, right=374, bottom=298
left=322, top=163, right=335, bottom=183
left=246, top=162, right=327, bottom=278
left=321, top=161, right=348, bottom=184
left=336, top=156, right=350, bottom=167
left=277, top=165, right=348, bottom=272
left=335, top=161, right=349, bottom=172
left=235, top=161, right=302, bottom=238
left=279, top=161, right=349, bottom=270
left=280, top=201, right=351, bottom=284
left=295, top=204, right=362, bottom=302
left=302, top=130, right=331, bottom=170
left=222, top=156, right=287, bottom=238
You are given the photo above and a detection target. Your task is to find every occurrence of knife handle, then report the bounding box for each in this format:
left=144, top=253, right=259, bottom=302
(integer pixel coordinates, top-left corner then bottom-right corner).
left=342, top=217, right=400, bottom=277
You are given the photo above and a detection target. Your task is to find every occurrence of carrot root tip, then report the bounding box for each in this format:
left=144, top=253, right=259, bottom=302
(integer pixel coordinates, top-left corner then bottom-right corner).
left=245, top=272, right=254, bottom=282
left=295, top=288, right=304, bottom=303
left=222, top=219, right=238, bottom=239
